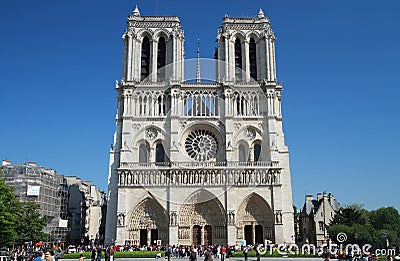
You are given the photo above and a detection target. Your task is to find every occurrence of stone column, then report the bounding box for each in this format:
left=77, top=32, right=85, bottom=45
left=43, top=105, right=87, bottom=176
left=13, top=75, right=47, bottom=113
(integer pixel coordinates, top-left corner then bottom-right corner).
left=147, top=228, right=151, bottom=246
left=201, top=226, right=205, bottom=246
left=252, top=223, right=256, bottom=245
left=151, top=40, right=158, bottom=82
left=244, top=40, right=250, bottom=82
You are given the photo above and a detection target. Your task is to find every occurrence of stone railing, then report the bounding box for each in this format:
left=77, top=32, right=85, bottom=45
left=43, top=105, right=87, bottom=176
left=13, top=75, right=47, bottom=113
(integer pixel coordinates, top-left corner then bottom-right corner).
left=117, top=168, right=281, bottom=187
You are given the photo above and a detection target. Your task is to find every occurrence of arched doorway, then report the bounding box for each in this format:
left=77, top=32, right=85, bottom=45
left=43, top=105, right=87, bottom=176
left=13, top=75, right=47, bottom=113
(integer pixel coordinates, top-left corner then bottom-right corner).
left=126, top=197, right=168, bottom=246
left=178, top=189, right=226, bottom=245
left=237, top=193, right=274, bottom=244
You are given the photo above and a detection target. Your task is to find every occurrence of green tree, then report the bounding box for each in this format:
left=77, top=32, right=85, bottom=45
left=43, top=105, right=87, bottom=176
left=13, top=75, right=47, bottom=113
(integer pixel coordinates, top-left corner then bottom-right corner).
left=17, top=202, right=48, bottom=243
left=369, top=207, right=400, bottom=233
left=330, top=205, right=367, bottom=226
left=0, top=178, right=21, bottom=246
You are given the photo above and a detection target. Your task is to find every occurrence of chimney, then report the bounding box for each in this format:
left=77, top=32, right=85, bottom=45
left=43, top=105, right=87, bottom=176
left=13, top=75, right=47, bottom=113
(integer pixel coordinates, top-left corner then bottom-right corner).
left=305, top=194, right=313, bottom=201
left=317, top=193, right=323, bottom=201
left=2, top=159, right=11, bottom=166
left=25, top=161, right=37, bottom=167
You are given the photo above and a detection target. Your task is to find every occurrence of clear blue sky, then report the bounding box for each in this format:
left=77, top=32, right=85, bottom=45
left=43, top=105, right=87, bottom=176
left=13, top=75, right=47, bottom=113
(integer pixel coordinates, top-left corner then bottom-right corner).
left=1, top=0, right=399, bottom=211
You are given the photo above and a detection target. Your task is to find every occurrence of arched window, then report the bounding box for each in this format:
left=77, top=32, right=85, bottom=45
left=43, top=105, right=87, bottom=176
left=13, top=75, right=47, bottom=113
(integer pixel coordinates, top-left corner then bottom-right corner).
left=157, top=37, right=166, bottom=81
left=234, top=38, right=242, bottom=81
left=156, top=143, right=165, bottom=163
left=239, top=144, right=246, bottom=162
left=141, top=36, right=150, bottom=81
left=254, top=143, right=261, bottom=162
left=139, top=144, right=148, bottom=163
left=249, top=38, right=257, bottom=80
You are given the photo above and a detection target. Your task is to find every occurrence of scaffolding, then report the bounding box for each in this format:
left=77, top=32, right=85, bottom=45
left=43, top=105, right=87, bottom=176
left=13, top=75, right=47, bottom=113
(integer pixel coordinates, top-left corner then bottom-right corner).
left=0, top=161, right=70, bottom=243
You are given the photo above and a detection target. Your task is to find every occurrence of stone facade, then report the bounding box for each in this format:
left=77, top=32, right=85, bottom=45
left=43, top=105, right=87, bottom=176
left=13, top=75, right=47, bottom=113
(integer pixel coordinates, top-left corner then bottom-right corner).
left=299, top=193, right=341, bottom=246
left=105, top=6, right=294, bottom=246
left=65, top=177, right=107, bottom=245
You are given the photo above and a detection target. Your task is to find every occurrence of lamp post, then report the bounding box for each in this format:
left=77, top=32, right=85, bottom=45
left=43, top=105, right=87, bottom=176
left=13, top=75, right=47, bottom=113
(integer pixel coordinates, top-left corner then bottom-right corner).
left=381, top=232, right=387, bottom=249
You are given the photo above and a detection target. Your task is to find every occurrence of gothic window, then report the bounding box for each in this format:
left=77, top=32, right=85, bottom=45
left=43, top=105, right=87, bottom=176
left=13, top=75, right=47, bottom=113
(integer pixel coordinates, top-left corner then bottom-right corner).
left=239, top=144, right=246, bottom=162
left=139, top=143, right=149, bottom=163
left=234, top=38, right=242, bottom=81
left=249, top=38, right=257, bottom=80
left=141, top=36, right=150, bottom=81
left=157, top=36, right=166, bottom=81
left=254, top=143, right=261, bottom=162
left=156, top=143, right=165, bottom=163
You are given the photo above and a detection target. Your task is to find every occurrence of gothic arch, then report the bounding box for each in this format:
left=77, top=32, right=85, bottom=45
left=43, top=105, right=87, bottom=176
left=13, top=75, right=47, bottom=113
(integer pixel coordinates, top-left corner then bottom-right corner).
left=233, top=31, right=246, bottom=43
left=154, top=29, right=170, bottom=41
left=233, top=125, right=262, bottom=147
left=133, top=125, right=167, bottom=146
left=126, top=197, right=168, bottom=245
left=245, top=32, right=261, bottom=42
left=179, top=189, right=225, bottom=226
left=178, top=189, right=226, bottom=245
left=236, top=193, right=274, bottom=243
left=137, top=29, right=154, bottom=41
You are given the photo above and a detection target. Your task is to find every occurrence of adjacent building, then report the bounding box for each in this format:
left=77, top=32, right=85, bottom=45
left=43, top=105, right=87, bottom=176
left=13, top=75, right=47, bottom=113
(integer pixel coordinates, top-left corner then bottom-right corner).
left=0, top=160, right=107, bottom=245
left=65, top=177, right=107, bottom=245
left=299, top=192, right=341, bottom=246
left=0, top=160, right=69, bottom=243
left=105, top=6, right=295, bottom=246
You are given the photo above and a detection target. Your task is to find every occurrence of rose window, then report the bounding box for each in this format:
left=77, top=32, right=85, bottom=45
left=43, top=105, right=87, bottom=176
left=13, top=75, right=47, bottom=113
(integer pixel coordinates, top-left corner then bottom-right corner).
left=185, top=129, right=218, bottom=161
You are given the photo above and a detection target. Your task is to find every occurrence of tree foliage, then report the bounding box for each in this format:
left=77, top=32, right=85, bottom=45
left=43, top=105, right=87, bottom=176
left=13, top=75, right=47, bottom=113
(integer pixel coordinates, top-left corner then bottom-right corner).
left=0, top=178, right=21, bottom=246
left=17, top=202, right=48, bottom=243
left=328, top=205, right=400, bottom=247
left=330, top=205, right=367, bottom=226
left=0, top=178, right=48, bottom=247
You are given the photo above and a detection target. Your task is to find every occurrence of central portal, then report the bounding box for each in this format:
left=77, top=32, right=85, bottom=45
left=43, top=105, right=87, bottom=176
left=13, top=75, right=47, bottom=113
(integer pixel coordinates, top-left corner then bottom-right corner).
left=178, top=189, right=227, bottom=245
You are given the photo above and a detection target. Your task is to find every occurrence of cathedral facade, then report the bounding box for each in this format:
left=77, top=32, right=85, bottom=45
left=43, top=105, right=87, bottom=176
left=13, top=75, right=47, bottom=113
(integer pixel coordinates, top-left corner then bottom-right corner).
left=105, top=6, right=295, bottom=246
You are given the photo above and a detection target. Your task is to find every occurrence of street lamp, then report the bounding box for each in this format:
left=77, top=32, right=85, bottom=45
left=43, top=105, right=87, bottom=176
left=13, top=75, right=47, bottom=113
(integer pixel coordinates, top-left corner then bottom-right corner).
left=381, top=232, right=388, bottom=249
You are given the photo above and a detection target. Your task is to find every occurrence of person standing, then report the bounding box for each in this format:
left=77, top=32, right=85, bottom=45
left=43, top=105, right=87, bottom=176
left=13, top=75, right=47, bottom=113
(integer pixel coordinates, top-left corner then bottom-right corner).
left=91, top=247, right=96, bottom=261
left=189, top=247, right=197, bottom=261
left=105, top=246, right=110, bottom=261
left=96, top=246, right=102, bottom=261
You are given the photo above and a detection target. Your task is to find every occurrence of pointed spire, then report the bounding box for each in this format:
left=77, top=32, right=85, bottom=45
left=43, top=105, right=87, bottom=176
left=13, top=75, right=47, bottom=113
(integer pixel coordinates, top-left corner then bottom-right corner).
left=258, top=7, right=265, bottom=18
left=196, top=39, right=201, bottom=83
left=133, top=5, right=140, bottom=16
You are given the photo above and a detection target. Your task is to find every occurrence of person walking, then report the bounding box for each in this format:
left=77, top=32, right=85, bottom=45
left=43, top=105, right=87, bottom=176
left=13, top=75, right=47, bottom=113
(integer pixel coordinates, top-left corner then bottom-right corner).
left=91, top=247, right=96, bottom=261
left=243, top=246, right=248, bottom=261
left=220, top=246, right=226, bottom=261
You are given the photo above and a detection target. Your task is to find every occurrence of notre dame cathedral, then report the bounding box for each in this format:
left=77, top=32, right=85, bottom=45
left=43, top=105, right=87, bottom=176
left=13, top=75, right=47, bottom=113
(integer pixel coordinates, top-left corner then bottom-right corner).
left=105, top=5, right=295, bottom=246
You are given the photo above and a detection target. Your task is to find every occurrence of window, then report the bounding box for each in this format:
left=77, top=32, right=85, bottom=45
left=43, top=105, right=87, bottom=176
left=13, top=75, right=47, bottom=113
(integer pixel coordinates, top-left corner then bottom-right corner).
left=141, top=37, right=150, bottom=81
left=139, top=144, right=148, bottom=163
left=156, top=143, right=165, bottom=163
left=318, top=221, right=324, bottom=231
left=249, top=38, right=257, bottom=80
left=238, top=144, right=246, bottom=162
left=234, top=38, right=242, bottom=81
left=157, top=36, right=166, bottom=81
left=254, top=143, right=261, bottom=162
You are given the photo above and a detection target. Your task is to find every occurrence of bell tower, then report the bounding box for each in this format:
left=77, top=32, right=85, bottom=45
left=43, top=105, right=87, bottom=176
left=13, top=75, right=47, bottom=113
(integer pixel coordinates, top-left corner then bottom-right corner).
left=216, top=8, right=277, bottom=83
left=121, top=5, right=184, bottom=83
